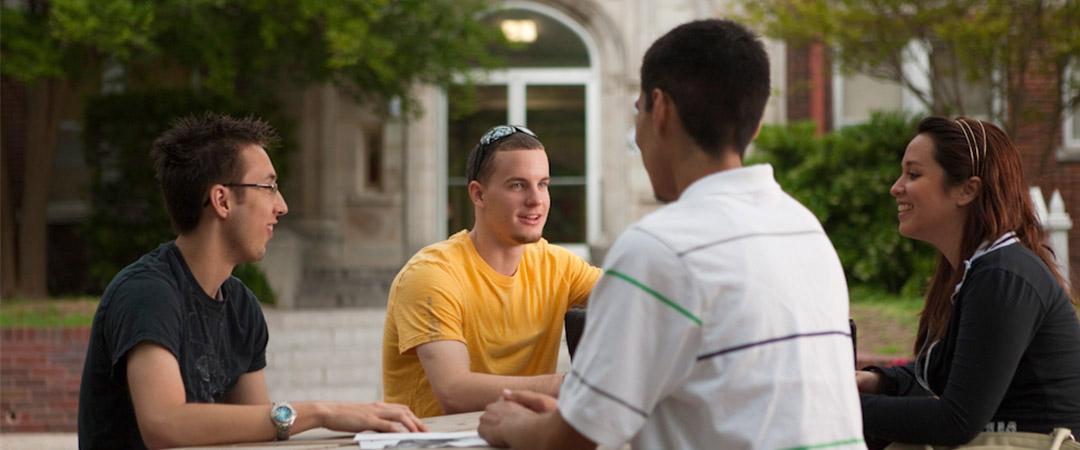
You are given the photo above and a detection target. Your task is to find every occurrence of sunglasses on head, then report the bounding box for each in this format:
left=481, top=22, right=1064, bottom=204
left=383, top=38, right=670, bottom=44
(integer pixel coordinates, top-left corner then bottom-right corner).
left=467, top=125, right=538, bottom=182
left=478, top=125, right=537, bottom=147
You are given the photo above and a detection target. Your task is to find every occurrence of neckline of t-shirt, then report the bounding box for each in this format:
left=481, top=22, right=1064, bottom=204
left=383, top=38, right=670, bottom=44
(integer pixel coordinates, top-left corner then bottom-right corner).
left=166, top=241, right=229, bottom=308
left=458, top=231, right=520, bottom=285
left=679, top=164, right=777, bottom=200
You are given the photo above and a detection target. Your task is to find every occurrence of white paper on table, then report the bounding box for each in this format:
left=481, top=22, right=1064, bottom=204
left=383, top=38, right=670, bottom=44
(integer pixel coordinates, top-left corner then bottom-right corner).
left=354, top=430, right=489, bottom=449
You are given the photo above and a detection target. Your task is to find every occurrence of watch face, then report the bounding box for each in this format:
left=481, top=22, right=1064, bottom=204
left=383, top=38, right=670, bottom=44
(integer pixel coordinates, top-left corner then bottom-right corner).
left=272, top=405, right=294, bottom=423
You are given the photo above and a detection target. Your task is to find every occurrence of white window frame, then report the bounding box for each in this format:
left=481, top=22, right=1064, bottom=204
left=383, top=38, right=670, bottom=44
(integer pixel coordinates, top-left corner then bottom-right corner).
left=437, top=1, right=600, bottom=255
left=1062, top=62, right=1080, bottom=158
left=832, top=41, right=929, bottom=129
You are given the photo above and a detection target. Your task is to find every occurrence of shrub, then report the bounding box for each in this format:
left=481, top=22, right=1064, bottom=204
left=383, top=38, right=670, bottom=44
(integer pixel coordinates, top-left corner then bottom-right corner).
left=232, top=263, right=276, bottom=306
left=748, top=112, right=936, bottom=294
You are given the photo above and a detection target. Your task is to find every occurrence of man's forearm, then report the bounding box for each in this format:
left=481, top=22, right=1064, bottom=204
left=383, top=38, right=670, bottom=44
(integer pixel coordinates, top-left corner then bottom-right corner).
left=138, top=402, right=329, bottom=449
left=436, top=372, right=563, bottom=414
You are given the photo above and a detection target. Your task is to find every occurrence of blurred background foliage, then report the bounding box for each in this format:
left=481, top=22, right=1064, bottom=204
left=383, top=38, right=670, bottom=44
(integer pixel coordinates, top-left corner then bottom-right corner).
left=748, top=112, right=937, bottom=296
left=1, top=0, right=504, bottom=300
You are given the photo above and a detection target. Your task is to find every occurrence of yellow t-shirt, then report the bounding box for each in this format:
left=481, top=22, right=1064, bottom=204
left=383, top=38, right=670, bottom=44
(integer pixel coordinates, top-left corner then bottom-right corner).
left=382, top=230, right=601, bottom=417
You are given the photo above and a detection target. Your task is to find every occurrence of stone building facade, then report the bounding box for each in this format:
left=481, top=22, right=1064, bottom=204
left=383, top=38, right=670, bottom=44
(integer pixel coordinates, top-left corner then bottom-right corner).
left=262, top=0, right=791, bottom=308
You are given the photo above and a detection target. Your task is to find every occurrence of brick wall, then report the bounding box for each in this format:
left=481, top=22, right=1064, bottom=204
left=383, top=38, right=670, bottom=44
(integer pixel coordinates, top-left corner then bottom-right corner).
left=0, top=310, right=909, bottom=432
left=0, top=328, right=89, bottom=432
left=786, top=43, right=812, bottom=123
left=262, top=308, right=387, bottom=403
left=1011, top=62, right=1080, bottom=288
left=0, top=309, right=396, bottom=433
left=785, top=41, right=832, bottom=133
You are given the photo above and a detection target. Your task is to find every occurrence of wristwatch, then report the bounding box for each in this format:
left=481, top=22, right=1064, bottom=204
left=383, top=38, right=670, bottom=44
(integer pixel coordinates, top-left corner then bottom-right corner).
left=270, top=402, right=296, bottom=441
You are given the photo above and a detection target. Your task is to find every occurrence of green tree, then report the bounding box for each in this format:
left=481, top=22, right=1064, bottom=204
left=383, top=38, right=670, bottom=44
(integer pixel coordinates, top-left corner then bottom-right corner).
left=740, top=0, right=1080, bottom=146
left=1, top=0, right=154, bottom=298
left=1, top=0, right=502, bottom=298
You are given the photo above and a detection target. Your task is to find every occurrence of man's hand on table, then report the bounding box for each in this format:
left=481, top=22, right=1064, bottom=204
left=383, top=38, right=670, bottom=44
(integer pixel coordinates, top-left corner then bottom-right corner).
left=314, top=401, right=428, bottom=434
left=478, top=390, right=558, bottom=448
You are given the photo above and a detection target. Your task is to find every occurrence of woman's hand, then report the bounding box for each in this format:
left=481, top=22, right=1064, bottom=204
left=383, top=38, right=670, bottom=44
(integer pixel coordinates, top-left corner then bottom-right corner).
left=856, top=370, right=884, bottom=394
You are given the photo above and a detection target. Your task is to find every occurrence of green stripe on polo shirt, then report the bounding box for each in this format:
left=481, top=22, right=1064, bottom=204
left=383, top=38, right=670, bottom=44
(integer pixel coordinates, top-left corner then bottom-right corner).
left=605, top=269, right=702, bottom=326
left=780, top=437, right=864, bottom=450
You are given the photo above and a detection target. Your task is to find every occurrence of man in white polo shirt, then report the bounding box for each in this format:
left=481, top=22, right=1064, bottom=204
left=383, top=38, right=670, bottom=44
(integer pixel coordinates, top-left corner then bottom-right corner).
left=477, top=19, right=865, bottom=450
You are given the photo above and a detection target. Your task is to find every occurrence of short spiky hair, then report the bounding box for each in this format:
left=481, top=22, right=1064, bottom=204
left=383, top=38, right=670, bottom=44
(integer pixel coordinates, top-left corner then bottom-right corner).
left=641, top=19, right=770, bottom=157
left=465, top=133, right=544, bottom=184
left=151, top=113, right=279, bottom=234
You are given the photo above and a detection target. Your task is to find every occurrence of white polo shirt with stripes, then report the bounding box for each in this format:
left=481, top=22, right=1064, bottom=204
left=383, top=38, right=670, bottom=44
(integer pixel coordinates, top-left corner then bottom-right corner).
left=558, top=164, right=865, bottom=450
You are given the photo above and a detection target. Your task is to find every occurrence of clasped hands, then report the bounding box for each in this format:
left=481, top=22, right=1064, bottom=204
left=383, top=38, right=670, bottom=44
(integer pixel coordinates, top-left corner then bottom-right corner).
left=477, top=389, right=558, bottom=447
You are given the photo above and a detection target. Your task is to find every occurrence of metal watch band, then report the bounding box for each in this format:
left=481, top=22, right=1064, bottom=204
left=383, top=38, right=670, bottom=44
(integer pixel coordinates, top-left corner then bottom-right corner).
left=270, top=402, right=295, bottom=441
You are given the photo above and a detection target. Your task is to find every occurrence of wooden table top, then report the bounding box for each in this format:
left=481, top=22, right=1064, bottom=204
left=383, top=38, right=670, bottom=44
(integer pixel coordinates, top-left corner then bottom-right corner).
left=173, top=411, right=492, bottom=450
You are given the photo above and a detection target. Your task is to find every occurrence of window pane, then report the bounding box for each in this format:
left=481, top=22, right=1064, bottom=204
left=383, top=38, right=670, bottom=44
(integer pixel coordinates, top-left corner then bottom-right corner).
left=484, top=9, right=589, bottom=68
left=527, top=85, right=585, bottom=242
left=545, top=185, right=586, bottom=243
left=447, top=84, right=508, bottom=234
left=957, top=81, right=993, bottom=118
left=842, top=73, right=903, bottom=123
left=526, top=85, right=585, bottom=177
left=447, top=187, right=473, bottom=235
left=1072, top=66, right=1080, bottom=142
left=1073, top=105, right=1080, bottom=141
left=930, top=49, right=993, bottom=118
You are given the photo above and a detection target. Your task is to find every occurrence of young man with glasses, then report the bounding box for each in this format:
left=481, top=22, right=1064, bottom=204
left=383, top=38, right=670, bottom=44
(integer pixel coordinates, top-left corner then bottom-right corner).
left=477, top=19, right=865, bottom=449
left=78, top=114, right=425, bottom=450
left=382, top=125, right=602, bottom=418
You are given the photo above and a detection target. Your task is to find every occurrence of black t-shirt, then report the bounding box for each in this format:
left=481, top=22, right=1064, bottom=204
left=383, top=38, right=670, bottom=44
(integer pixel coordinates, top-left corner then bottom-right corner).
left=862, top=244, right=1080, bottom=446
left=77, top=241, right=269, bottom=450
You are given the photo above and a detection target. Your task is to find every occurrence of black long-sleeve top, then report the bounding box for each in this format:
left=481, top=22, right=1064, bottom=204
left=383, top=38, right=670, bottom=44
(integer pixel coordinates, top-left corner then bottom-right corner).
left=861, top=243, right=1080, bottom=446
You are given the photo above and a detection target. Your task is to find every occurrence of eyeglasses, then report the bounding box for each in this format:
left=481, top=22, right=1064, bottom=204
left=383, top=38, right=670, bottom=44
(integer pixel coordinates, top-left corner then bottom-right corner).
left=203, top=182, right=280, bottom=206
left=223, top=182, right=279, bottom=194
left=467, top=125, right=538, bottom=182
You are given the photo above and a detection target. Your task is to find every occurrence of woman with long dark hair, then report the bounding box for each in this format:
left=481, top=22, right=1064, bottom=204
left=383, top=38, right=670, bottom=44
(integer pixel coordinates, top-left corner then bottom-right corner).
left=857, top=116, right=1080, bottom=447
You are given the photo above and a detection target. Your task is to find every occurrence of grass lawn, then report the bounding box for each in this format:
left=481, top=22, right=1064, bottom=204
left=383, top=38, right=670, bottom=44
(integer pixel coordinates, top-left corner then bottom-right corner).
left=849, top=286, right=922, bottom=357
left=0, top=297, right=99, bottom=328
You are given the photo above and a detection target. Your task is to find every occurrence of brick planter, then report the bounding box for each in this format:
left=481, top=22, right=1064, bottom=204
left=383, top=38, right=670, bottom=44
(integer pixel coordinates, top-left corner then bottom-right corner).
left=0, top=323, right=912, bottom=433
left=0, top=327, right=90, bottom=432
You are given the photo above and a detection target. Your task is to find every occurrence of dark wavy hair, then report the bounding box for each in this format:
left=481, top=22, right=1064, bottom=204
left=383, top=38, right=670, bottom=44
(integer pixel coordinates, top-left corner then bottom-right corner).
left=913, top=116, right=1073, bottom=354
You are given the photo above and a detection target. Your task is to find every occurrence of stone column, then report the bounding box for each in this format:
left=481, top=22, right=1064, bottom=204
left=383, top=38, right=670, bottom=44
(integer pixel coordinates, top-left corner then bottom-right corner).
left=402, top=85, right=444, bottom=258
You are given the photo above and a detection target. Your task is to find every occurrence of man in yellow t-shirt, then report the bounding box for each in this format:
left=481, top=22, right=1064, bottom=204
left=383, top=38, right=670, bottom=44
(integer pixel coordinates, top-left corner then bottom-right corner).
left=382, top=125, right=601, bottom=418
